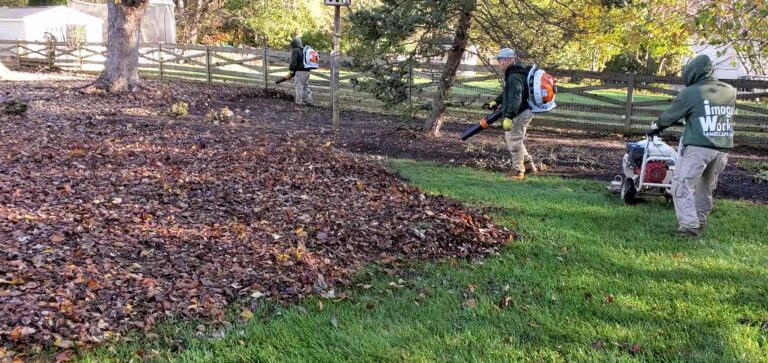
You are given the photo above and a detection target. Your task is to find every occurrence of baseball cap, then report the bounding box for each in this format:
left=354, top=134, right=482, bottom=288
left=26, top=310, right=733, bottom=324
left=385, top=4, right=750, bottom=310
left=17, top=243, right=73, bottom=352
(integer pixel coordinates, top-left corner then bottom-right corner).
left=495, top=48, right=517, bottom=60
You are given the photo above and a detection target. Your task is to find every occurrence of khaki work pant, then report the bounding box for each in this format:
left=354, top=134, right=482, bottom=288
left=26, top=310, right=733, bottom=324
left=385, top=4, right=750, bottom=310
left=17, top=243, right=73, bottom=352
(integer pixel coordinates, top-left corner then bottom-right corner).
left=294, top=71, right=313, bottom=105
left=671, top=145, right=728, bottom=229
left=504, top=109, right=534, bottom=174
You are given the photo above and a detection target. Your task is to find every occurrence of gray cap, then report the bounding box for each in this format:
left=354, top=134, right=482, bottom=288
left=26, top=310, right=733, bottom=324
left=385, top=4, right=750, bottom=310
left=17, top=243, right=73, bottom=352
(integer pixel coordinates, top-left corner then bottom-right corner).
left=495, top=48, right=517, bottom=60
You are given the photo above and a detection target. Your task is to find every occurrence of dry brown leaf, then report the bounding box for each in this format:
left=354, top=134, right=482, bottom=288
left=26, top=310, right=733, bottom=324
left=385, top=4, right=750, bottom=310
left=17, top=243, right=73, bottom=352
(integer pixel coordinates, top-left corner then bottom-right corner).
left=591, top=339, right=604, bottom=350
left=0, top=79, right=514, bottom=355
left=86, top=279, right=100, bottom=291
left=54, top=350, right=73, bottom=362
left=240, top=309, right=254, bottom=321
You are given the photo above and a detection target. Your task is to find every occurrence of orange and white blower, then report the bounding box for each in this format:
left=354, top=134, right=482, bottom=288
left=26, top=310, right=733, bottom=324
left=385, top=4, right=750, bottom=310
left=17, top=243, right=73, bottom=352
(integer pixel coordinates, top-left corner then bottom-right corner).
left=526, top=64, right=557, bottom=112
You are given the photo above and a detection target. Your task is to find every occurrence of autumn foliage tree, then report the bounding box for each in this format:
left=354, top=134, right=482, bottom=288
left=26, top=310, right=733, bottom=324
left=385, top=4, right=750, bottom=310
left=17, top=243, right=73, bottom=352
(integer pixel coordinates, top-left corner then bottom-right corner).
left=695, top=0, right=768, bottom=75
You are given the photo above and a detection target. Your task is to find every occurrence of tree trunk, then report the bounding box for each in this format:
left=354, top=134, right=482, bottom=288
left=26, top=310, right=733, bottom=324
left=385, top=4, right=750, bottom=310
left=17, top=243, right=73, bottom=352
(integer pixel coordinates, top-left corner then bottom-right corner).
left=0, top=61, right=11, bottom=80
left=177, top=0, right=206, bottom=44
left=95, top=0, right=150, bottom=92
left=422, top=0, right=476, bottom=137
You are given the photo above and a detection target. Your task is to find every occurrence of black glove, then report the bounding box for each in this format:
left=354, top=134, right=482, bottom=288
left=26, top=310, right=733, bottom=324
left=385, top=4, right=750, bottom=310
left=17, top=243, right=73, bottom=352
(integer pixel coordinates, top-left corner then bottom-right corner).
left=646, top=122, right=662, bottom=138
left=646, top=130, right=662, bottom=139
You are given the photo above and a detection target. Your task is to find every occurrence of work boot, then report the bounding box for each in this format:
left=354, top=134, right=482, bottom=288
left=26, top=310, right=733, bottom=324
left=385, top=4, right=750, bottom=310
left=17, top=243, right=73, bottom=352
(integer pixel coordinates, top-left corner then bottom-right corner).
left=698, top=217, right=708, bottom=231
left=510, top=172, right=525, bottom=181
left=524, top=161, right=538, bottom=174
left=675, top=225, right=700, bottom=237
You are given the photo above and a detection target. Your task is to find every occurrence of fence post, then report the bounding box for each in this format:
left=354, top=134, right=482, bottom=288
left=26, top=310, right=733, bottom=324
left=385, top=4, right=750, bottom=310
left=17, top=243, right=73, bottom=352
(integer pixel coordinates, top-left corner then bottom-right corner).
left=263, top=42, right=269, bottom=88
left=159, top=43, right=164, bottom=81
left=77, top=43, right=82, bottom=70
left=206, top=45, right=212, bottom=84
left=623, top=71, right=636, bottom=136
left=47, top=40, right=53, bottom=70
left=16, top=40, right=20, bottom=69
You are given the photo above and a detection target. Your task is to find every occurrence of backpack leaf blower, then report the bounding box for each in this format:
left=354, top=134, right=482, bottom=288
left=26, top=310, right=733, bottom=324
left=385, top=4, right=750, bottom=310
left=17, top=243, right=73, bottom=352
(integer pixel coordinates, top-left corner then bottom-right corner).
left=460, top=109, right=504, bottom=141
left=275, top=74, right=292, bottom=84
left=460, top=65, right=557, bottom=141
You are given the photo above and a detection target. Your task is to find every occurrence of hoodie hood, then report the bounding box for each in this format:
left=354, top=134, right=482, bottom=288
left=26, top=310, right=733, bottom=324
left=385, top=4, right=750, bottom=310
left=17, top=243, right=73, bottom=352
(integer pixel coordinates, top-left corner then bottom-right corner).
left=683, top=55, right=715, bottom=86
left=290, top=37, right=303, bottom=49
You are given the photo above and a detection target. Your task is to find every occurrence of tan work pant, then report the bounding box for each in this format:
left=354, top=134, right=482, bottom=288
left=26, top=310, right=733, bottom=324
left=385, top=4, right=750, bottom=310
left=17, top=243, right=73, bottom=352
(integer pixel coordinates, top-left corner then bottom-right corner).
left=504, top=109, right=534, bottom=173
left=294, top=71, right=313, bottom=105
left=671, top=145, right=728, bottom=229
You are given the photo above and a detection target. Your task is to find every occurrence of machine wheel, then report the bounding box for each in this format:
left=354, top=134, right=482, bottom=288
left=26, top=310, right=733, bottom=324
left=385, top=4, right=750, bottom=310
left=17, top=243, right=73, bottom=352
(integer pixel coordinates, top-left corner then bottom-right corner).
left=621, top=177, right=638, bottom=205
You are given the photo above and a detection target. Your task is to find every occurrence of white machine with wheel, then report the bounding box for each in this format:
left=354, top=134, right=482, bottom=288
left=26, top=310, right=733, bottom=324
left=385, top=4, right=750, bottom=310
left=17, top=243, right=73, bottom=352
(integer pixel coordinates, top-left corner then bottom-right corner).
left=609, top=134, right=677, bottom=204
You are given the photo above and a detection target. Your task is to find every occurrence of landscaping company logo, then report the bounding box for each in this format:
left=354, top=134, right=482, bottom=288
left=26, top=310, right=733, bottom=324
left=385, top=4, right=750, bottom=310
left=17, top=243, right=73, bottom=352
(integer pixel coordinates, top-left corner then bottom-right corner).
left=700, top=100, right=735, bottom=137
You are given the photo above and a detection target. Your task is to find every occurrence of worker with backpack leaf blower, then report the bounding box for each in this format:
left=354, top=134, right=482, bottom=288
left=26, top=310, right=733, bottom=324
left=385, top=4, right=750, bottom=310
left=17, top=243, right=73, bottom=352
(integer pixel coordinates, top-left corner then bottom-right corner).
left=470, top=48, right=556, bottom=181
left=276, top=36, right=319, bottom=106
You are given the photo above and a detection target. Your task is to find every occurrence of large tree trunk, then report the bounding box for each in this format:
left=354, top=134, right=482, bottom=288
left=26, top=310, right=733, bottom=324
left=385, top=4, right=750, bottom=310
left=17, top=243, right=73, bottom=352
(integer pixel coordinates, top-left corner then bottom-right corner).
left=96, top=0, right=150, bottom=92
left=422, top=0, right=476, bottom=137
left=0, top=61, right=11, bottom=80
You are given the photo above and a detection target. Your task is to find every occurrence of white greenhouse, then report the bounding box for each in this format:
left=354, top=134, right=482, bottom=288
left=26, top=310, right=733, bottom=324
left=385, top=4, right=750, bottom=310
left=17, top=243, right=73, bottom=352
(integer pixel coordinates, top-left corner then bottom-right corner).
left=0, top=6, right=103, bottom=43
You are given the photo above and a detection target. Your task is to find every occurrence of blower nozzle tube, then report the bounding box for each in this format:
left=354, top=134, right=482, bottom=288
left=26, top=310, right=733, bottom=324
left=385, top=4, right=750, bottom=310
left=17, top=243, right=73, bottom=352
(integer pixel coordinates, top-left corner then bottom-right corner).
left=460, top=109, right=504, bottom=141
left=275, top=75, right=292, bottom=84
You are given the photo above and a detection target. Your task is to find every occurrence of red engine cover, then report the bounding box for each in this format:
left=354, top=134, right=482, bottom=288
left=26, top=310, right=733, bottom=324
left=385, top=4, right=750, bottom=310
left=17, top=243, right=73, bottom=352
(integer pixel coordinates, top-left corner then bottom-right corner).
left=634, top=161, right=668, bottom=184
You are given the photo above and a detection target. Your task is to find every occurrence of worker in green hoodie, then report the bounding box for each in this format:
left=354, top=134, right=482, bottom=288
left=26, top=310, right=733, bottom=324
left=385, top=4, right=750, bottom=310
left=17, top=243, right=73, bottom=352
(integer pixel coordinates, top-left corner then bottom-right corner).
left=289, top=36, right=313, bottom=106
left=482, top=48, right=537, bottom=181
left=649, top=54, right=736, bottom=237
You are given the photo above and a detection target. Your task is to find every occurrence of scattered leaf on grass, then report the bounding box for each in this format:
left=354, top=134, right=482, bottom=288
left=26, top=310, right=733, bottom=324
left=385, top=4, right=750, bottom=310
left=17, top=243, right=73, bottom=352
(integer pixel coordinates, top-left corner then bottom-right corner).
left=591, top=339, right=604, bottom=350
left=240, top=309, right=254, bottom=321
left=54, top=350, right=73, bottom=363
left=330, top=315, right=339, bottom=328
left=603, top=294, right=614, bottom=305
left=499, top=296, right=512, bottom=309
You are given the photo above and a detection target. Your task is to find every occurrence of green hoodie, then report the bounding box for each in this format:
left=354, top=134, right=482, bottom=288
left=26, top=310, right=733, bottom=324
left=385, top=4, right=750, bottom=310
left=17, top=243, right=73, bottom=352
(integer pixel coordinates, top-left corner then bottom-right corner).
left=289, top=37, right=308, bottom=75
left=654, top=55, right=736, bottom=150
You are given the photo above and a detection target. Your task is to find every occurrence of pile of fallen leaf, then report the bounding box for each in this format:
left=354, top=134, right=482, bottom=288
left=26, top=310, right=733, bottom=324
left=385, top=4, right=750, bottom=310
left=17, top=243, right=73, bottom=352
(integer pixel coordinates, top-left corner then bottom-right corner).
left=0, top=93, right=512, bottom=357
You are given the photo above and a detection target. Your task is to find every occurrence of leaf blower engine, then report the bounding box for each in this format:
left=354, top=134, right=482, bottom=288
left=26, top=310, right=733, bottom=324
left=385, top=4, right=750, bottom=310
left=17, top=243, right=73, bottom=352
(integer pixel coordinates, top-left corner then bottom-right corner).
left=609, top=136, right=677, bottom=204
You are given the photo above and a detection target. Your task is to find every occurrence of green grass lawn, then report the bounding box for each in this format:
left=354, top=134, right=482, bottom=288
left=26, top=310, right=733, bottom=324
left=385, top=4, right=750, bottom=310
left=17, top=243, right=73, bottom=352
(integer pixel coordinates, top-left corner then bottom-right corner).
left=78, top=161, right=768, bottom=363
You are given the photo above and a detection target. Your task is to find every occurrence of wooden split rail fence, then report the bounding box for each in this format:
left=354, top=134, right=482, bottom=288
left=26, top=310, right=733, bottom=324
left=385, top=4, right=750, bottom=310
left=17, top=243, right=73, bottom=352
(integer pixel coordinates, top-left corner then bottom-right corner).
left=2, top=40, right=767, bottom=146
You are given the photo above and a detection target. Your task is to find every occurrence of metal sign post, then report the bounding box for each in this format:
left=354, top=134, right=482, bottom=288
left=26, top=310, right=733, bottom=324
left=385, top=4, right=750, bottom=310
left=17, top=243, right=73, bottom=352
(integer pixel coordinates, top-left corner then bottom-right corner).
left=324, top=0, right=350, bottom=129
